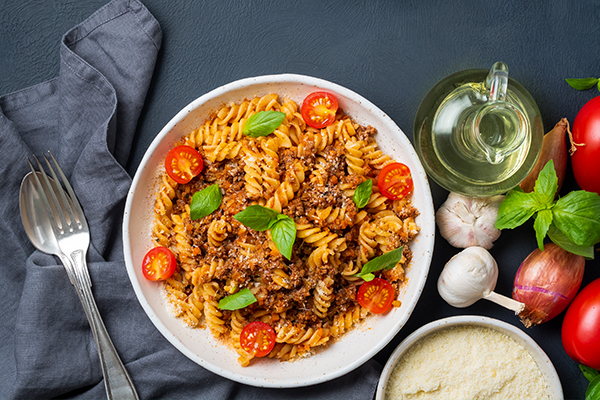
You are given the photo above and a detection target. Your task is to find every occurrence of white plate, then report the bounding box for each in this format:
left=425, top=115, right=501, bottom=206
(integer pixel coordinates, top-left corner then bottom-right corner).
left=376, top=315, right=563, bottom=399
left=123, top=74, right=436, bottom=387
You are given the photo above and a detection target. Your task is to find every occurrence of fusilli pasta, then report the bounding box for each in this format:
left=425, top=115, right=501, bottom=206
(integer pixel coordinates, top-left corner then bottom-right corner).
left=150, top=93, right=420, bottom=366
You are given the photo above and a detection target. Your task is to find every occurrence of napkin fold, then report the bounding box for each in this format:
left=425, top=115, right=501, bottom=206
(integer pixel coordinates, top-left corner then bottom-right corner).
left=0, top=1, right=382, bottom=399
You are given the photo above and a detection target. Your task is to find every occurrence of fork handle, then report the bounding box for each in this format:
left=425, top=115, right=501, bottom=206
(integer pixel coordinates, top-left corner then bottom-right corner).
left=69, top=250, right=139, bottom=400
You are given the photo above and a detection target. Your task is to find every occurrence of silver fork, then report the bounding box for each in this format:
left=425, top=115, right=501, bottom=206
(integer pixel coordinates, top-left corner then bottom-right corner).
left=28, top=152, right=139, bottom=400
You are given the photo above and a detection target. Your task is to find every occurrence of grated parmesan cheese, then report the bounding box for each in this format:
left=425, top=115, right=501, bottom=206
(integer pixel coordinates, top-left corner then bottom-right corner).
left=385, top=325, right=552, bottom=400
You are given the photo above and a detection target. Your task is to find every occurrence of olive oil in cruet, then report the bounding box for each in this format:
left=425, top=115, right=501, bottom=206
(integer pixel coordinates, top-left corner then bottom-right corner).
left=414, top=62, right=544, bottom=197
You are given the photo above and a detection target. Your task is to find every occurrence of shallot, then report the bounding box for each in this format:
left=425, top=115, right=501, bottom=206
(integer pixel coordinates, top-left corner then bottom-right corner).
left=519, top=118, right=571, bottom=194
left=513, top=243, right=585, bottom=327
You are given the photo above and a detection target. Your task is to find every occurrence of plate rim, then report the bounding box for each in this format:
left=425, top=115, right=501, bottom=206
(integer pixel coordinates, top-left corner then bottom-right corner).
left=123, top=73, right=436, bottom=387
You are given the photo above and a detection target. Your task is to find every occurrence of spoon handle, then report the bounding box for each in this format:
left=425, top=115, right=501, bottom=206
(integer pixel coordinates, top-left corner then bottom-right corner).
left=67, top=250, right=139, bottom=400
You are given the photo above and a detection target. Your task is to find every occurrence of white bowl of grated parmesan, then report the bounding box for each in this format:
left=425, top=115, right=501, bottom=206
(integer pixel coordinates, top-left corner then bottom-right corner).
left=123, top=74, right=436, bottom=387
left=376, top=315, right=563, bottom=400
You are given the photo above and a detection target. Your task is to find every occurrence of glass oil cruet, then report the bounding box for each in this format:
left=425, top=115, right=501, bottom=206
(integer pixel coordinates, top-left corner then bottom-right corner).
left=414, top=62, right=543, bottom=197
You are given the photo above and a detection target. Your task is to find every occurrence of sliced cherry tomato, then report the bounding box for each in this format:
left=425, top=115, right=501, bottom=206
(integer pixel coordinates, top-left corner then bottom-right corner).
left=165, top=145, right=203, bottom=184
left=357, top=278, right=395, bottom=314
left=142, top=246, right=177, bottom=281
left=301, top=91, right=338, bottom=129
left=240, top=321, right=276, bottom=357
left=377, top=162, right=414, bottom=200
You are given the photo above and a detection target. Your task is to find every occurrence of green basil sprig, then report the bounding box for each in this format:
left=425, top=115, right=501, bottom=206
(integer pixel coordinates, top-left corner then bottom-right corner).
left=546, top=225, right=594, bottom=259
left=581, top=365, right=600, bottom=382
left=566, top=77, right=600, bottom=93
left=233, top=204, right=282, bottom=230
left=495, top=160, right=600, bottom=258
left=355, top=246, right=404, bottom=282
left=269, top=216, right=296, bottom=261
left=580, top=365, right=600, bottom=400
left=218, top=288, right=257, bottom=310
left=242, top=111, right=286, bottom=137
left=190, top=184, right=222, bottom=220
left=234, top=205, right=296, bottom=260
left=353, top=179, right=373, bottom=208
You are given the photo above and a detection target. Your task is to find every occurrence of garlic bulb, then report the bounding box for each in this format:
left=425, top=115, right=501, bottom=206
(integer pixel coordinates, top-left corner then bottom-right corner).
left=437, top=246, right=524, bottom=313
left=436, top=192, right=504, bottom=250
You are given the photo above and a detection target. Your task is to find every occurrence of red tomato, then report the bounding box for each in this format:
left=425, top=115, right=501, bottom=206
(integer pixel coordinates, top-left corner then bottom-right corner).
left=561, top=277, right=600, bottom=369
left=301, top=91, right=338, bottom=129
left=240, top=321, right=276, bottom=357
left=357, top=278, right=395, bottom=314
left=142, top=246, right=177, bottom=281
left=571, top=96, right=600, bottom=194
left=377, top=162, right=414, bottom=200
left=165, top=145, right=204, bottom=184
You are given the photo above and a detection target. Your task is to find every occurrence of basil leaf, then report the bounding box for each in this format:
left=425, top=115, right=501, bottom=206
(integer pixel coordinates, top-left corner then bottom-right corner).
left=270, top=216, right=296, bottom=260
left=552, top=190, right=600, bottom=246
left=356, top=246, right=404, bottom=280
left=190, top=184, right=222, bottom=220
left=547, top=225, right=595, bottom=259
left=234, top=206, right=296, bottom=260
left=580, top=365, right=600, bottom=382
left=533, top=160, right=558, bottom=205
left=586, top=375, right=600, bottom=400
left=361, top=273, right=375, bottom=282
left=353, top=179, right=373, bottom=208
left=218, top=288, right=257, bottom=310
left=566, top=77, right=599, bottom=91
left=243, top=111, right=286, bottom=137
left=495, top=190, right=542, bottom=230
left=234, top=205, right=281, bottom=231
left=533, top=209, right=553, bottom=250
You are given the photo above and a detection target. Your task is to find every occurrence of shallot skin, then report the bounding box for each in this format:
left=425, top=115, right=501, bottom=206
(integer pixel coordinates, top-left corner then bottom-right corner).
left=519, top=118, right=568, bottom=194
left=513, top=243, right=585, bottom=327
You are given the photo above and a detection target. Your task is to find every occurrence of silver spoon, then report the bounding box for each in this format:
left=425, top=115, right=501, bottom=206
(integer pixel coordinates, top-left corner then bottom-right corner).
left=19, top=171, right=139, bottom=400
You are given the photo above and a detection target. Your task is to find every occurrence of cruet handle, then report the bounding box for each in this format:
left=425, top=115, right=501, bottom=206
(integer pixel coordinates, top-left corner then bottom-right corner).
left=485, top=61, right=509, bottom=102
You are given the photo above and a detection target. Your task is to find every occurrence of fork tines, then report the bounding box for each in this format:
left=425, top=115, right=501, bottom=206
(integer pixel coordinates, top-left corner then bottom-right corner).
left=27, top=151, right=83, bottom=232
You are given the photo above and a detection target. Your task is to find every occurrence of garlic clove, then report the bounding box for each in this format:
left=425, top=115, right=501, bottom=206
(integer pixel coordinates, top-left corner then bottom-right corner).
left=437, top=247, right=498, bottom=308
left=436, top=192, right=504, bottom=250
left=438, top=246, right=525, bottom=314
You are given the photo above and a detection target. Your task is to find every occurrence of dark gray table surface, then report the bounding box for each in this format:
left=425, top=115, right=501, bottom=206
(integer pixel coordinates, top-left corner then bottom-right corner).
left=2, top=1, right=599, bottom=399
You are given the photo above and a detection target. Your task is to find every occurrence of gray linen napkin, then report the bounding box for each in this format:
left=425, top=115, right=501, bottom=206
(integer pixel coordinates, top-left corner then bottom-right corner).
left=0, top=0, right=382, bottom=399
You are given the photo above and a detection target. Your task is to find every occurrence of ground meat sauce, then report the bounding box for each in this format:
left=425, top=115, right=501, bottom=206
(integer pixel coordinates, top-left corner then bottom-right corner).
left=158, top=96, right=421, bottom=364
left=177, top=143, right=414, bottom=313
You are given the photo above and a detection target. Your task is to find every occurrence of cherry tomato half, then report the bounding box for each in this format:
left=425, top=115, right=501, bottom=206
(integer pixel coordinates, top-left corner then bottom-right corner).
left=240, top=321, right=276, bottom=357
left=561, top=277, right=600, bottom=369
left=357, top=278, right=395, bottom=314
left=142, top=246, right=177, bottom=281
left=301, top=91, right=338, bottom=129
left=165, top=145, right=204, bottom=184
left=377, top=162, right=414, bottom=200
left=571, top=96, right=600, bottom=194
